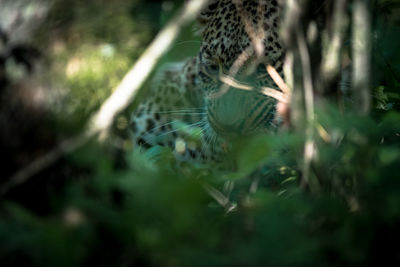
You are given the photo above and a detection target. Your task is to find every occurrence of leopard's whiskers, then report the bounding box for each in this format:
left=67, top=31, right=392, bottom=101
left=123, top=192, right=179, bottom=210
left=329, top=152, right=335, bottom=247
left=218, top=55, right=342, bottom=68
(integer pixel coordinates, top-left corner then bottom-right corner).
left=133, top=119, right=181, bottom=141
left=152, top=108, right=205, bottom=115
left=174, top=40, right=202, bottom=48
left=156, top=120, right=205, bottom=138
left=200, top=123, right=212, bottom=156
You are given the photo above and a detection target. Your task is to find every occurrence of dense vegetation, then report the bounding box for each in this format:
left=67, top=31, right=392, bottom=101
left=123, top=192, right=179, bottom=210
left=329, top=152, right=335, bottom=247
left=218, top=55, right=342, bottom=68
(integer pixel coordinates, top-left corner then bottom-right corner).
left=0, top=0, right=399, bottom=266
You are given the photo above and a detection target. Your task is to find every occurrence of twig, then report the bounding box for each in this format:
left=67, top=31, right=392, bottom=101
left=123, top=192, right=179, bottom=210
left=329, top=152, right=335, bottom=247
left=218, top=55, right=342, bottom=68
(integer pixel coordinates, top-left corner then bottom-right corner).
left=1, top=0, right=209, bottom=196
left=260, top=86, right=289, bottom=103
left=233, top=0, right=265, bottom=58
left=207, top=46, right=253, bottom=100
left=218, top=72, right=289, bottom=103
left=0, top=132, right=91, bottom=195
left=202, top=181, right=237, bottom=213
left=266, top=64, right=291, bottom=96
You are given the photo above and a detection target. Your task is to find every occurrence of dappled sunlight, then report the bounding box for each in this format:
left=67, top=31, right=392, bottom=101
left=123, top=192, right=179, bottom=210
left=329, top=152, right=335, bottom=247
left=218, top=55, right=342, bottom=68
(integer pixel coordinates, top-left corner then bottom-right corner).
left=65, top=57, right=82, bottom=77
left=54, top=43, right=132, bottom=116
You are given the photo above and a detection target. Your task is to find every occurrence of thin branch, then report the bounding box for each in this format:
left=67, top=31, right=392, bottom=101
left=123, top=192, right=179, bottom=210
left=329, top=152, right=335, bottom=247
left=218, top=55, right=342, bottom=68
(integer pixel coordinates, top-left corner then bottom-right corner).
left=321, top=0, right=348, bottom=83
left=280, top=0, right=302, bottom=128
left=297, top=27, right=315, bottom=124
left=352, top=0, right=371, bottom=115
left=260, top=87, right=289, bottom=103
left=0, top=132, right=91, bottom=195
left=92, top=0, right=210, bottom=140
left=1, top=0, right=209, bottom=195
left=297, top=25, right=315, bottom=190
left=266, top=64, right=292, bottom=96
left=218, top=72, right=289, bottom=103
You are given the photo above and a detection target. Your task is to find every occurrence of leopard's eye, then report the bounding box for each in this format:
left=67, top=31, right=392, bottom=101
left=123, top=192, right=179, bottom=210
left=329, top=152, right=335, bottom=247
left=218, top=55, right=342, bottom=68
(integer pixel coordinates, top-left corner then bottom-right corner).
left=204, top=63, right=220, bottom=76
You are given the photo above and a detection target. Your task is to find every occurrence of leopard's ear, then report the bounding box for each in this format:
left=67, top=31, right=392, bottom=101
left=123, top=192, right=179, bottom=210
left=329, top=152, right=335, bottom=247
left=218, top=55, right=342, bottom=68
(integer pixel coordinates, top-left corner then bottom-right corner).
left=195, top=0, right=219, bottom=35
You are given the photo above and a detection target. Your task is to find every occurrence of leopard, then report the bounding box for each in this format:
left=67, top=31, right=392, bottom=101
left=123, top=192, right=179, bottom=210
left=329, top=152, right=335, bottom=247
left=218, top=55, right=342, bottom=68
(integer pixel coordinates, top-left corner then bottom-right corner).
left=130, top=0, right=284, bottom=163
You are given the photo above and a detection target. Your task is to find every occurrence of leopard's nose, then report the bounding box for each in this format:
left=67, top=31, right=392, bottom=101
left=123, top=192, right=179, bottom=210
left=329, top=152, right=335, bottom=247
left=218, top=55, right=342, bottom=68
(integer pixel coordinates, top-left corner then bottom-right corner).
left=207, top=109, right=244, bottom=136
left=207, top=89, right=252, bottom=136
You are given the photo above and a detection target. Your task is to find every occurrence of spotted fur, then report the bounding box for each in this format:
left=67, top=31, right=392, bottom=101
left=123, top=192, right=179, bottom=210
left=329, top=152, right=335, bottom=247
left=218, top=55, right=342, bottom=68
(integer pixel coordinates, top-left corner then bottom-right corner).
left=130, top=0, right=284, bottom=162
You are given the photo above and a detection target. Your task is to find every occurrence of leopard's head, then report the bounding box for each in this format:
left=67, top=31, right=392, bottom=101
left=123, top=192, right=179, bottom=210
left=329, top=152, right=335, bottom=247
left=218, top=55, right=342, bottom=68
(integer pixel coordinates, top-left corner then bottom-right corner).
left=195, top=0, right=284, bottom=139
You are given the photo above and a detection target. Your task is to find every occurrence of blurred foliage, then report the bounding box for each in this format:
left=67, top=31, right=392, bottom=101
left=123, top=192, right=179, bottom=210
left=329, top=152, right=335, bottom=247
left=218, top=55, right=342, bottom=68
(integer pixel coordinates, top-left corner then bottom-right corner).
left=0, top=0, right=400, bottom=266
left=39, top=0, right=190, bottom=130
left=41, top=0, right=157, bottom=129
